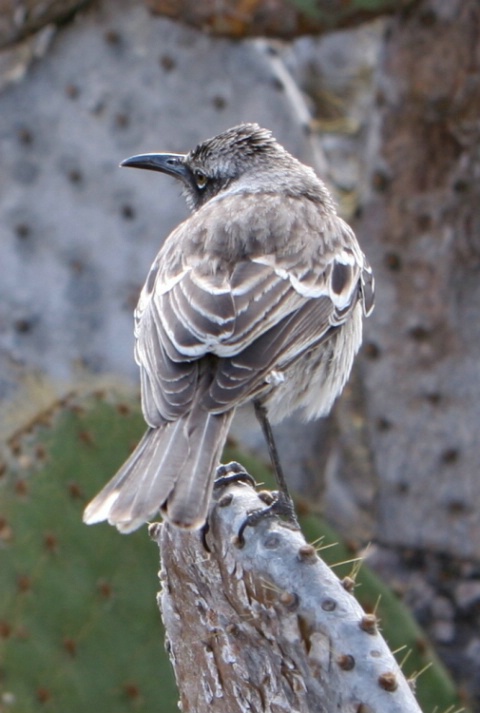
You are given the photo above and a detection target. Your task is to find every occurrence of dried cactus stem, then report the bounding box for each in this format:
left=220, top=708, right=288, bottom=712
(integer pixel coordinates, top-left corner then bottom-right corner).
left=155, top=473, right=423, bottom=713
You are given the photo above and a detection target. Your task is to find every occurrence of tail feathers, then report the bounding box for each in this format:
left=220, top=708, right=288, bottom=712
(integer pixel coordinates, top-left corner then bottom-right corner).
left=83, top=419, right=190, bottom=533
left=162, top=410, right=234, bottom=528
left=83, top=408, right=234, bottom=533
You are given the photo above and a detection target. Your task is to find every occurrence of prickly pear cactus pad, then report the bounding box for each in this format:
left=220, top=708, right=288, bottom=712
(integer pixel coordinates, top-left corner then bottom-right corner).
left=0, top=391, right=178, bottom=712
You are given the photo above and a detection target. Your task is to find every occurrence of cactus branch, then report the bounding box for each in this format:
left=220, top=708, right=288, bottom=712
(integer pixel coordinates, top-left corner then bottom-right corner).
left=154, top=470, right=423, bottom=713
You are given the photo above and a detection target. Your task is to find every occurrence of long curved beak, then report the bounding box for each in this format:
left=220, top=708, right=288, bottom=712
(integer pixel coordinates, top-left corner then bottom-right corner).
left=120, top=152, right=189, bottom=182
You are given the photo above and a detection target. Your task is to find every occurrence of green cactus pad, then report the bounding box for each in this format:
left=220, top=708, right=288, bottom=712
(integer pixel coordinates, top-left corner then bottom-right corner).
left=0, top=391, right=177, bottom=713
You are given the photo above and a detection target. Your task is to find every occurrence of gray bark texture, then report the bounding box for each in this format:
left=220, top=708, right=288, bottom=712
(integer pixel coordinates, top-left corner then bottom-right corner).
left=154, top=476, right=422, bottom=713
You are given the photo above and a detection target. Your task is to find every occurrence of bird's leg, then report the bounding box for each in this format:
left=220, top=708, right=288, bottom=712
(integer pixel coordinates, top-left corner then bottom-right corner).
left=254, top=401, right=291, bottom=500
left=230, top=401, right=300, bottom=546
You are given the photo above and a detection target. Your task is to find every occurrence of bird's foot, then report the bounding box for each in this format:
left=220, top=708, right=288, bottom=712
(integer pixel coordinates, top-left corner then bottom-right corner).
left=202, top=463, right=257, bottom=551
left=210, top=462, right=299, bottom=548
left=214, top=461, right=257, bottom=490
left=235, top=489, right=300, bottom=548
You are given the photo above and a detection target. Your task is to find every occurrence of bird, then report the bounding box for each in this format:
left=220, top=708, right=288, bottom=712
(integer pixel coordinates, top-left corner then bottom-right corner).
left=83, top=123, right=374, bottom=533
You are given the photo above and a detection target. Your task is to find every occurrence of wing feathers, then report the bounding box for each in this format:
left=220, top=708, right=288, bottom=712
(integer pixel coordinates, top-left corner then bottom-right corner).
left=133, top=196, right=371, bottom=426
left=204, top=297, right=335, bottom=409
left=136, top=253, right=365, bottom=423
left=136, top=308, right=198, bottom=425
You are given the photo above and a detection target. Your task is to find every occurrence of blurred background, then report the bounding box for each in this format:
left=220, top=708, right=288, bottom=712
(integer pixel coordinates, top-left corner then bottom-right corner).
left=1, top=0, right=479, bottom=710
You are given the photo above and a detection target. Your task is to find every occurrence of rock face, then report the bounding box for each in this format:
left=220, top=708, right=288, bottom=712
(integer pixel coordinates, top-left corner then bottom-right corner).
left=0, top=0, right=314, bottom=396
left=357, top=0, right=480, bottom=561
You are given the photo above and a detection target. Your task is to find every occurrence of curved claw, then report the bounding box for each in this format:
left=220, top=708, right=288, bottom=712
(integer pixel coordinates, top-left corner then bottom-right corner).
left=214, top=462, right=257, bottom=490
left=235, top=491, right=300, bottom=548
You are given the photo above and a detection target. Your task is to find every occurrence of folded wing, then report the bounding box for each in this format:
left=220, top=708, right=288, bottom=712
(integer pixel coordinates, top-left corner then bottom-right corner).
left=134, top=200, right=371, bottom=426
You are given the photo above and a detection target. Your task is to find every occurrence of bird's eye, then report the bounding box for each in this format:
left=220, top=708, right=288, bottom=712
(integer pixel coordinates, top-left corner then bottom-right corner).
left=194, top=170, right=208, bottom=189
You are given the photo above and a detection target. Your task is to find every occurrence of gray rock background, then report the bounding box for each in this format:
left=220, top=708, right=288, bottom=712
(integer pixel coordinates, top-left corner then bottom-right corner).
left=0, top=0, right=317, bottom=390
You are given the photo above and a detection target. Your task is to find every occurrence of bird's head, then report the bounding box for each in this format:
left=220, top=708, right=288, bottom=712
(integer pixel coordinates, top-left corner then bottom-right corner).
left=120, top=123, right=287, bottom=210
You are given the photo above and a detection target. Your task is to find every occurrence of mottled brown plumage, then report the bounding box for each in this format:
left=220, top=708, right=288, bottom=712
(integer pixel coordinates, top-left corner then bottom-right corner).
left=83, top=124, right=374, bottom=532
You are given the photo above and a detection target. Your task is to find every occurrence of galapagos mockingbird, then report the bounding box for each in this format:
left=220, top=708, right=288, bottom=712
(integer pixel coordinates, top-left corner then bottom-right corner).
left=83, top=123, right=374, bottom=533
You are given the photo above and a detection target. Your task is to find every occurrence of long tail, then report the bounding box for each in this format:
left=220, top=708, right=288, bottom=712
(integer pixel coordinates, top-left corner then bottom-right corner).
left=83, top=408, right=234, bottom=533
